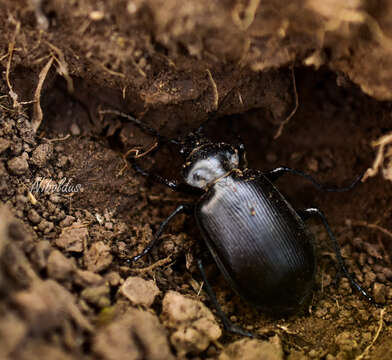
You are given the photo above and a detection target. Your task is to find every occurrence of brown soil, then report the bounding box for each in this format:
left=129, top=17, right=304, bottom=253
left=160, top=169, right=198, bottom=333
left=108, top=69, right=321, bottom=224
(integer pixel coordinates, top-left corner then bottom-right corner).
left=1, top=1, right=392, bottom=359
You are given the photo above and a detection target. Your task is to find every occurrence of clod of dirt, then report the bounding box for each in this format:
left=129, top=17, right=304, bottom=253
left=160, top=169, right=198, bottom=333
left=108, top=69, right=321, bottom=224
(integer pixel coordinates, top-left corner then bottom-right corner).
left=7, top=155, right=29, bottom=175
left=93, top=308, right=174, bottom=360
left=59, top=215, right=76, bottom=227
left=74, top=269, right=104, bottom=288
left=161, top=290, right=221, bottom=356
left=0, top=138, right=10, bottom=153
left=84, top=241, right=113, bottom=272
left=0, top=313, right=27, bottom=359
left=37, top=219, right=54, bottom=234
left=0, top=205, right=11, bottom=254
left=47, top=249, right=75, bottom=281
left=335, top=331, right=358, bottom=355
left=12, top=279, right=92, bottom=333
left=373, top=283, right=387, bottom=304
left=31, top=143, right=53, bottom=167
left=28, top=209, right=42, bottom=225
left=56, top=224, right=88, bottom=253
left=121, top=276, right=160, bottom=307
left=105, top=271, right=122, bottom=287
left=81, top=284, right=111, bottom=308
left=2, top=242, right=39, bottom=288
left=30, top=240, right=52, bottom=270
left=15, top=341, right=75, bottom=360
left=219, top=337, right=284, bottom=360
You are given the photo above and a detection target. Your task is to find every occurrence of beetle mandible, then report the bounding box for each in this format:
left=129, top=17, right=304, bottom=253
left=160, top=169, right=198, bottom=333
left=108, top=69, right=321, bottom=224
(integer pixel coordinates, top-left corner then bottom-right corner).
left=114, top=111, right=377, bottom=338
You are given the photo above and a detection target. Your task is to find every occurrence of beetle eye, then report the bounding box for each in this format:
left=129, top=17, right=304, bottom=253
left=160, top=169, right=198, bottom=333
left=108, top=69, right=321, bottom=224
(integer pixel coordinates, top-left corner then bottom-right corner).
left=193, top=173, right=201, bottom=182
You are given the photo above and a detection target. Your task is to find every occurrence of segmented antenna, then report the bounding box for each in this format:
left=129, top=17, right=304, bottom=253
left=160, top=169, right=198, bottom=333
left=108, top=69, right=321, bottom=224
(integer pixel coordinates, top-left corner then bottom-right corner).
left=99, top=109, right=180, bottom=145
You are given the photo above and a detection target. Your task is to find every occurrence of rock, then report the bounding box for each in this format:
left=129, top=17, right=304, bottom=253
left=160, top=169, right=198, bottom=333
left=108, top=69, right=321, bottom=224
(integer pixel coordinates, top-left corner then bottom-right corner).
left=81, top=284, right=111, bottom=308
left=84, top=241, right=113, bottom=272
left=219, top=337, right=284, bottom=360
left=56, top=224, right=88, bottom=253
left=162, top=291, right=221, bottom=356
left=121, top=276, right=160, bottom=307
left=7, top=156, right=29, bottom=175
left=47, top=250, right=75, bottom=280
left=74, top=269, right=104, bottom=287
left=31, top=143, right=53, bottom=167
left=93, top=308, right=174, bottom=360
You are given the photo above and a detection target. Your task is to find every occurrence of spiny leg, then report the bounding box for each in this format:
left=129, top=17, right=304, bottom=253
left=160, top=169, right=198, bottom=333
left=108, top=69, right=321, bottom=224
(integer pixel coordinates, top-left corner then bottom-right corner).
left=197, top=259, right=255, bottom=338
left=264, top=167, right=363, bottom=192
left=129, top=204, right=193, bottom=263
left=298, top=207, right=378, bottom=305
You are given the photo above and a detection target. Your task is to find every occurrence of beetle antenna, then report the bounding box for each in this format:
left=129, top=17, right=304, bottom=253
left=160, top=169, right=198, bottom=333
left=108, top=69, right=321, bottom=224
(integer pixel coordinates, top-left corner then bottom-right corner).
left=99, top=109, right=180, bottom=145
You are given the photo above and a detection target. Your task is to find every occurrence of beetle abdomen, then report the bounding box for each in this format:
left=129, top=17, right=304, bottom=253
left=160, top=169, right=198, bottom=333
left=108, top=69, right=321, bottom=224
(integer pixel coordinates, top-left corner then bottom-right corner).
left=196, top=174, right=316, bottom=311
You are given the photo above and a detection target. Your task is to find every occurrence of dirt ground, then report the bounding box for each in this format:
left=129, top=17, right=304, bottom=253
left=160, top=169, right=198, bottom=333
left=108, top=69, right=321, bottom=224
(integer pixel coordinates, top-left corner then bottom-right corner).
left=1, top=1, right=392, bottom=359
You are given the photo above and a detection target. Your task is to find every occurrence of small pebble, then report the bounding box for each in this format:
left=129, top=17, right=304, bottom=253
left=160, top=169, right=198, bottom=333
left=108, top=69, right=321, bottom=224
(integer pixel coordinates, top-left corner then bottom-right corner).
left=70, top=123, right=80, bottom=135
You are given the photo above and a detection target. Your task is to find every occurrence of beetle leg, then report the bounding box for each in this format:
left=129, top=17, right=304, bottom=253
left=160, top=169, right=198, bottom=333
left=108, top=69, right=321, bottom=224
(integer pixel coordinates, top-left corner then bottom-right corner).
left=298, top=208, right=379, bottom=306
left=197, top=259, right=256, bottom=338
left=264, top=167, right=363, bottom=192
left=129, top=204, right=193, bottom=263
left=132, top=161, right=204, bottom=195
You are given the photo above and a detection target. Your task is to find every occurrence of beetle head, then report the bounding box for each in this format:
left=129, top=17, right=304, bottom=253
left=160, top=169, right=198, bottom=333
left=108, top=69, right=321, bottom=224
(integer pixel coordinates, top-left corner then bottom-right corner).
left=181, top=140, right=239, bottom=189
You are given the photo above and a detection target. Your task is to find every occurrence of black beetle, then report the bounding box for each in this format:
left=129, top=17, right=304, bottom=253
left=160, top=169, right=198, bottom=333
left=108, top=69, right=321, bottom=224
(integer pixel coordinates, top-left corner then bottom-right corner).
left=112, top=111, right=377, bottom=337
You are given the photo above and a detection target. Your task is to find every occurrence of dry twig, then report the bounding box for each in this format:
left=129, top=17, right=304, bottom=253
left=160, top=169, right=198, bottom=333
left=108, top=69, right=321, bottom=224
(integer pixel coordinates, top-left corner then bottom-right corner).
left=46, top=41, right=74, bottom=93
left=232, top=0, right=261, bottom=30
left=32, top=56, right=54, bottom=133
left=355, top=308, right=386, bottom=360
left=274, top=66, right=298, bottom=139
left=6, top=22, right=21, bottom=111
left=121, top=255, right=173, bottom=274
left=362, top=132, right=392, bottom=182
